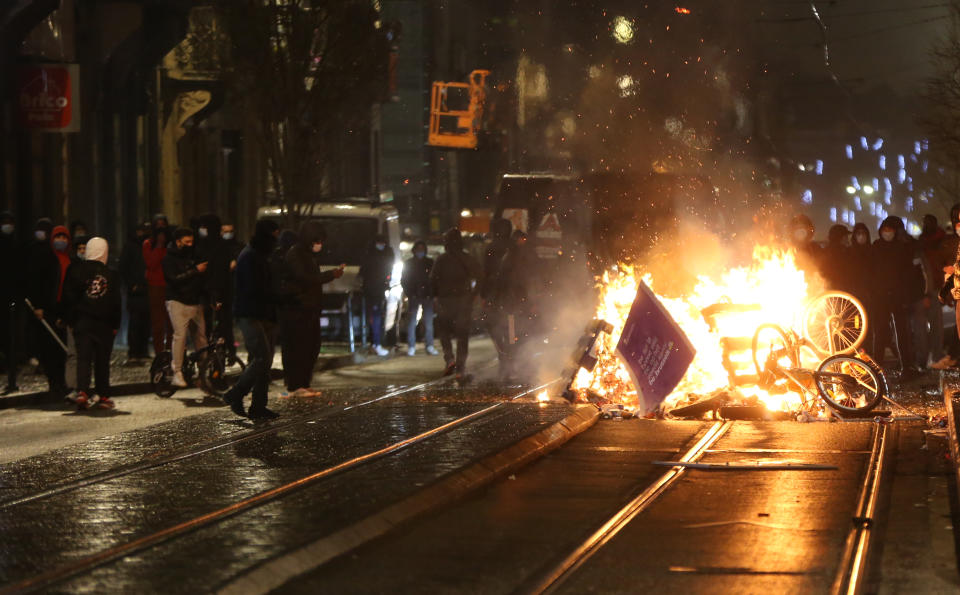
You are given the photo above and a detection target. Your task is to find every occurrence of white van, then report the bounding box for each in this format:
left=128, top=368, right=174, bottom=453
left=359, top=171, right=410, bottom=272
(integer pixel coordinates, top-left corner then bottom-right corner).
left=257, top=200, right=404, bottom=343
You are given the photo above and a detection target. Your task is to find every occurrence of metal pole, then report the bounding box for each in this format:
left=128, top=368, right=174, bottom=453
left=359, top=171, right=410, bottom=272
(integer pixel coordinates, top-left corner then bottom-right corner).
left=347, top=293, right=355, bottom=354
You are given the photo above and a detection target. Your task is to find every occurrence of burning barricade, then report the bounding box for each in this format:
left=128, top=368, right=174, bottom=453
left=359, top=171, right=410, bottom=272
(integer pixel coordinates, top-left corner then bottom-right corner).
left=561, top=247, right=887, bottom=421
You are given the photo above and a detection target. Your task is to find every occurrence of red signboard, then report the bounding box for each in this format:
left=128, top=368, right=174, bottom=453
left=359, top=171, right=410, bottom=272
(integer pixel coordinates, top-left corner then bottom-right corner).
left=18, top=64, right=80, bottom=132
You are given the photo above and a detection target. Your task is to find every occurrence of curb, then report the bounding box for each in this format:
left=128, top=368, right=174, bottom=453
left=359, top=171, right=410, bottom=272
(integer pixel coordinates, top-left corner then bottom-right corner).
left=217, top=403, right=600, bottom=595
left=0, top=353, right=359, bottom=411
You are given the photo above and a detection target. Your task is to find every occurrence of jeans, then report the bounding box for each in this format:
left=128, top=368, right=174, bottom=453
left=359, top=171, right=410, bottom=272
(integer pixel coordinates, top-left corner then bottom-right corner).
left=165, top=300, right=207, bottom=373
left=366, top=298, right=384, bottom=346
left=406, top=297, right=434, bottom=348
left=229, top=317, right=276, bottom=412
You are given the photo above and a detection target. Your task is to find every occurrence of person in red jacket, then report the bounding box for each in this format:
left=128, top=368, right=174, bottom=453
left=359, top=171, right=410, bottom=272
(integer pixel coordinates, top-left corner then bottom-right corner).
left=143, top=217, right=172, bottom=356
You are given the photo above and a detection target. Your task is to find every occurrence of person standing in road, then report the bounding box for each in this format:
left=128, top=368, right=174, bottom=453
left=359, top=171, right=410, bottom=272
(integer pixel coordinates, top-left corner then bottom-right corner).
left=24, top=218, right=68, bottom=397
left=497, top=230, right=537, bottom=380
left=788, top=214, right=822, bottom=278
left=481, top=219, right=513, bottom=372
left=63, top=238, right=121, bottom=410
left=431, top=229, right=480, bottom=380
left=281, top=221, right=344, bottom=394
left=359, top=234, right=395, bottom=356
left=162, top=228, right=208, bottom=388
left=222, top=220, right=281, bottom=419
left=401, top=240, right=437, bottom=357
left=914, top=214, right=946, bottom=369
left=120, top=222, right=151, bottom=361
left=143, top=219, right=171, bottom=356
left=871, top=216, right=917, bottom=371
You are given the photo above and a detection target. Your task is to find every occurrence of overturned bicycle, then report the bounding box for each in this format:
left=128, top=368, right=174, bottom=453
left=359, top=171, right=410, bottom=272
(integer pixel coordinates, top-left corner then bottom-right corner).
left=558, top=246, right=889, bottom=421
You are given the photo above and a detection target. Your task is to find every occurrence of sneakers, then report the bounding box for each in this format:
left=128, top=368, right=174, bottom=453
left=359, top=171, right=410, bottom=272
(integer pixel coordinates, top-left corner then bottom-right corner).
left=97, top=396, right=115, bottom=409
left=171, top=372, right=188, bottom=388
left=442, top=362, right=457, bottom=377
left=248, top=407, right=280, bottom=420
left=407, top=346, right=416, bottom=357
left=75, top=391, right=91, bottom=410
left=930, top=355, right=957, bottom=370
left=426, top=345, right=439, bottom=356
left=373, top=345, right=389, bottom=357
left=64, top=390, right=79, bottom=406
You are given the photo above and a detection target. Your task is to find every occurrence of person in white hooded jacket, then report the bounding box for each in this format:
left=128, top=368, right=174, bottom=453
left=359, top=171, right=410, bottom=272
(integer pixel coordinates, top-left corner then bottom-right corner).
left=63, top=237, right=122, bottom=410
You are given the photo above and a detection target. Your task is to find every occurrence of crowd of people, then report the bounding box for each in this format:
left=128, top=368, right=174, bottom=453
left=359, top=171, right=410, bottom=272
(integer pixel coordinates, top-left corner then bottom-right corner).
left=0, top=210, right=540, bottom=419
left=789, top=209, right=960, bottom=373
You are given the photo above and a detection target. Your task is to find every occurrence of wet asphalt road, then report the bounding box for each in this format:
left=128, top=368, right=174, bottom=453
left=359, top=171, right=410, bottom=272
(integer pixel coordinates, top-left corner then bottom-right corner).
left=0, top=380, right=577, bottom=593
left=298, top=420, right=883, bottom=594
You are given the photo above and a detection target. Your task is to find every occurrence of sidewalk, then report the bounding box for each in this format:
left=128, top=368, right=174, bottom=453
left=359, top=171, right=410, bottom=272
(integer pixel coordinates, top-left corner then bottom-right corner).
left=0, top=342, right=382, bottom=410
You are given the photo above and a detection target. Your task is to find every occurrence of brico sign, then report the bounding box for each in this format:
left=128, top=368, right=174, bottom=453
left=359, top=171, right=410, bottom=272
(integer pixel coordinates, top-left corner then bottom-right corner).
left=18, top=64, right=80, bottom=132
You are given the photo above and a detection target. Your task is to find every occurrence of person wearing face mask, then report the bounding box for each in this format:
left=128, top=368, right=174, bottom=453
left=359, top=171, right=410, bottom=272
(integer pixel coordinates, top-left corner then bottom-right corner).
left=788, top=214, right=822, bottom=277
left=359, top=234, right=396, bottom=357
left=120, top=221, right=152, bottom=361
left=195, top=214, right=238, bottom=357
left=934, top=219, right=960, bottom=369
left=280, top=221, right=344, bottom=394
left=162, top=228, right=209, bottom=387
left=401, top=240, right=437, bottom=357
left=871, top=216, right=917, bottom=372
left=72, top=235, right=89, bottom=265
left=222, top=219, right=283, bottom=419
left=24, top=218, right=69, bottom=397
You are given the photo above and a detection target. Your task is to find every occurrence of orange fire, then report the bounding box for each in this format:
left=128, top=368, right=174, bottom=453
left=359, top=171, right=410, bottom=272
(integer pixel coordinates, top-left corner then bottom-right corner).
left=572, top=246, right=825, bottom=415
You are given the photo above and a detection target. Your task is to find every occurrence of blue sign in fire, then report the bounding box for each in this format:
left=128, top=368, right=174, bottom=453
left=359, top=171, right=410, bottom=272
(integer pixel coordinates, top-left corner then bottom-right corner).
left=615, top=281, right=696, bottom=412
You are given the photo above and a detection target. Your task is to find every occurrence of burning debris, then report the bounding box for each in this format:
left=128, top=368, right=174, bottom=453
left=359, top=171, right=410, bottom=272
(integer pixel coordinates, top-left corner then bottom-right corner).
left=565, top=246, right=888, bottom=421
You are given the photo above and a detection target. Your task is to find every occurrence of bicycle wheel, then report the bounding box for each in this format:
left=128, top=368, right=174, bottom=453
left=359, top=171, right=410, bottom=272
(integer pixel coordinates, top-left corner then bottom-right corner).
left=752, top=324, right=798, bottom=384
left=814, top=354, right=884, bottom=414
left=149, top=351, right=176, bottom=398
left=802, top=291, right=867, bottom=356
left=199, top=347, right=230, bottom=396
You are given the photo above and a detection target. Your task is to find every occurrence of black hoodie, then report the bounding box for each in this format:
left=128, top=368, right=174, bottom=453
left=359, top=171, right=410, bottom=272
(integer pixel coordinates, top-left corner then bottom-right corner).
left=431, top=229, right=480, bottom=298
left=163, top=241, right=206, bottom=305
left=234, top=220, right=279, bottom=320
left=283, top=221, right=339, bottom=309
left=24, top=218, right=60, bottom=312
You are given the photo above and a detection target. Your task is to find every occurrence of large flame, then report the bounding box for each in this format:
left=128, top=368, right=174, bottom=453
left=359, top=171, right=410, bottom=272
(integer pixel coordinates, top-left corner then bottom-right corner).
left=573, top=246, right=824, bottom=414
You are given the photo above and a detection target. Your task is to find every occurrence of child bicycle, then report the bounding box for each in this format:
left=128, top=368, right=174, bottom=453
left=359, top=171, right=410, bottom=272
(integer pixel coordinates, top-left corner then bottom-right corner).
left=149, top=318, right=245, bottom=398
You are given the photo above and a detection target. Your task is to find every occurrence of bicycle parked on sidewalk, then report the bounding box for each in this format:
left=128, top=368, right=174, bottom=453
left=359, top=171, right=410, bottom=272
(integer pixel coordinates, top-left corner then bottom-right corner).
left=149, top=316, right=245, bottom=398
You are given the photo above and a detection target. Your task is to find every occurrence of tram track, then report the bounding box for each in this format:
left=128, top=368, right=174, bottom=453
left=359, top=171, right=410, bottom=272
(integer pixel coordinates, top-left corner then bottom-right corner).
left=523, top=420, right=893, bottom=595
left=0, top=375, right=459, bottom=510
left=0, top=380, right=559, bottom=594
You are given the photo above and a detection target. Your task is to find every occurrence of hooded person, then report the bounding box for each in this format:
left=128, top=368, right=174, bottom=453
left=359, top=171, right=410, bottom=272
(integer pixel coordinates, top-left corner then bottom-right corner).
left=222, top=219, right=282, bottom=419
left=50, top=225, right=72, bottom=304
left=23, top=217, right=68, bottom=397
left=120, top=222, right=152, bottom=359
left=195, top=213, right=237, bottom=352
left=72, top=235, right=89, bottom=264
left=279, top=220, right=344, bottom=393
left=820, top=224, right=852, bottom=292
left=788, top=214, right=822, bottom=277
left=481, top=218, right=513, bottom=366
left=62, top=238, right=121, bottom=409
left=401, top=240, right=437, bottom=357
left=358, top=233, right=396, bottom=356
left=871, top=216, right=916, bottom=370
left=143, top=217, right=171, bottom=355
left=430, top=228, right=481, bottom=380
